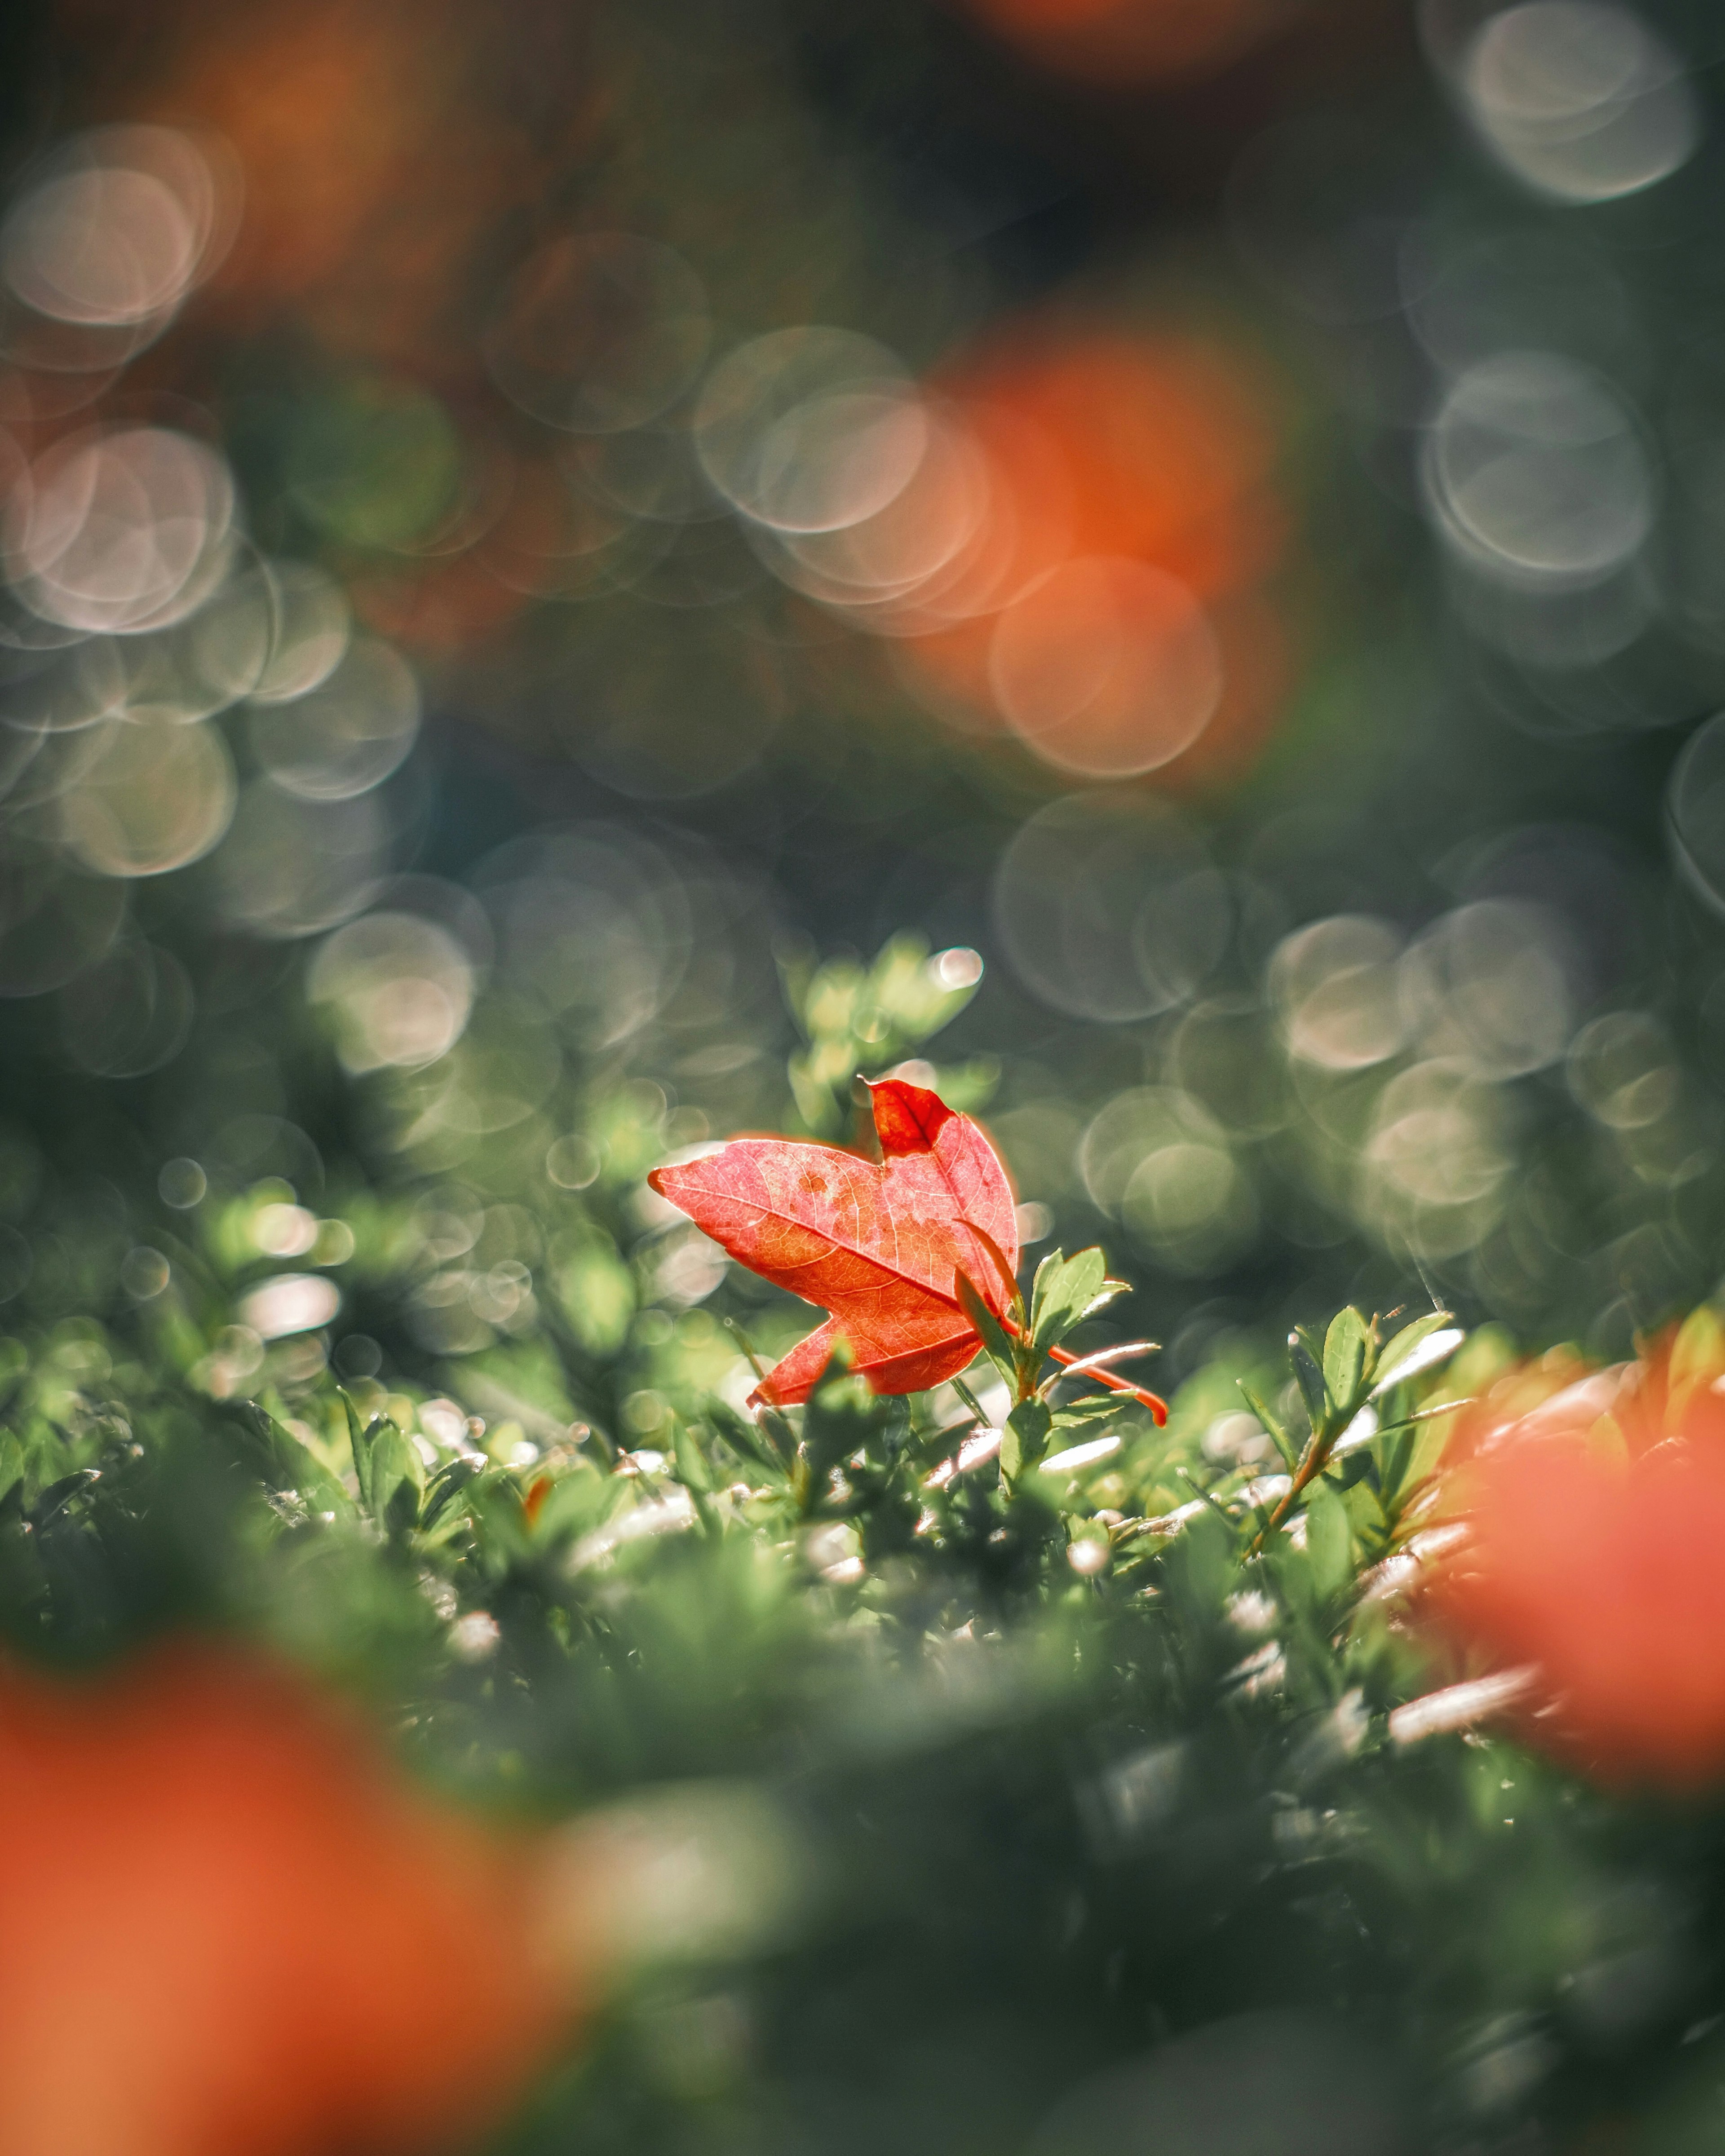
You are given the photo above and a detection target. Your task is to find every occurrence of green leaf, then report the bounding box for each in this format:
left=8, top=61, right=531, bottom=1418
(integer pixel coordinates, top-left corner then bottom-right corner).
left=1290, top=1331, right=1327, bottom=1431
left=365, top=1420, right=422, bottom=1538
left=706, top=1401, right=787, bottom=1481
left=1050, top=1395, right=1119, bottom=1429
left=1031, top=1247, right=1106, bottom=1353
left=338, top=1389, right=372, bottom=1510
left=950, top=1375, right=993, bottom=1429
left=955, top=1273, right=1018, bottom=1394
left=0, top=1432, right=22, bottom=1509
left=1001, top=1398, right=1051, bottom=1480
left=801, top=1350, right=886, bottom=1484
left=1373, top=1312, right=1457, bottom=1393
left=420, top=1456, right=482, bottom=1532
left=1305, top=1482, right=1352, bottom=1599
left=1238, top=1382, right=1298, bottom=1474
left=671, top=1419, right=714, bottom=1498
left=1322, top=1308, right=1371, bottom=1417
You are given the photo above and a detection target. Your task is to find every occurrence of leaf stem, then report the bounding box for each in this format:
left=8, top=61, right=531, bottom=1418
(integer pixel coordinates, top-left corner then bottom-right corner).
left=1042, top=1341, right=1168, bottom=1425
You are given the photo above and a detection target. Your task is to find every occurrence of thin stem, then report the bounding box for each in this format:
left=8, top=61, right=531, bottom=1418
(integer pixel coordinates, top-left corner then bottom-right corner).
left=1044, top=1341, right=1168, bottom=1425
left=1042, top=1341, right=1160, bottom=1391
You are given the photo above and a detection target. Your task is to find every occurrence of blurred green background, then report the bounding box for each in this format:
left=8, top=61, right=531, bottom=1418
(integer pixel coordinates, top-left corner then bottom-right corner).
left=4, top=0, right=1725, bottom=1417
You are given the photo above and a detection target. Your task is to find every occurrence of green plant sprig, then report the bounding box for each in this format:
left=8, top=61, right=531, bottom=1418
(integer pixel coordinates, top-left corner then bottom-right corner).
left=1243, top=1308, right=1454, bottom=1556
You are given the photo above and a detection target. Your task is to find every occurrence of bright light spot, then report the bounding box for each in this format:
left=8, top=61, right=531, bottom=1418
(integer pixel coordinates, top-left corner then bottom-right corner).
left=538, top=1781, right=809, bottom=1976
left=1331, top=1403, right=1380, bottom=1456
left=567, top=1489, right=697, bottom=1572
left=1388, top=1666, right=1538, bottom=1745
left=6, top=427, right=237, bottom=635
left=213, top=784, right=385, bottom=941
left=546, top=1134, right=602, bottom=1189
left=5, top=168, right=198, bottom=326
left=995, top=792, right=1227, bottom=1023
left=306, top=911, right=475, bottom=1072
left=0, top=124, right=235, bottom=340
left=768, top=405, right=991, bottom=618
left=1399, top=899, right=1575, bottom=1078
left=121, top=1246, right=169, bottom=1298
left=238, top=1272, right=341, bottom=1340
left=1081, top=1086, right=1256, bottom=1275
left=1015, top=1200, right=1053, bottom=1245
left=418, top=1399, right=470, bottom=1448
left=1372, top=1328, right=1464, bottom=1393
left=59, top=713, right=236, bottom=877
left=925, top=1427, right=1003, bottom=1489
left=450, top=1610, right=501, bottom=1661
left=694, top=327, right=921, bottom=532
left=252, top=1202, right=318, bottom=1258
left=1270, top=915, right=1407, bottom=1069
left=246, top=559, right=351, bottom=703
left=929, top=945, right=983, bottom=990
left=158, top=1158, right=206, bottom=1208
left=247, top=636, right=420, bottom=800
left=1462, top=1, right=1699, bottom=204
left=989, top=556, right=1222, bottom=777
left=1040, top=1434, right=1121, bottom=1475
left=1424, top=353, right=1651, bottom=588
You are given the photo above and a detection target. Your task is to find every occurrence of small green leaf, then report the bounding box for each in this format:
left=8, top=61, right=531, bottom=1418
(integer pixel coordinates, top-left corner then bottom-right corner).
left=950, top=1374, right=993, bottom=1430
left=365, top=1420, right=421, bottom=1537
left=967, top=1224, right=1024, bottom=1325
left=1050, top=1395, right=1118, bottom=1429
left=1322, top=1307, right=1371, bottom=1416
left=1239, top=1382, right=1298, bottom=1474
left=1002, top=1397, right=1051, bottom=1480
left=420, top=1456, right=482, bottom=1532
left=1290, top=1331, right=1327, bottom=1431
left=1373, top=1312, right=1458, bottom=1393
left=801, top=1349, right=886, bottom=1483
left=706, top=1401, right=787, bottom=1481
left=1031, top=1247, right=1106, bottom=1353
left=671, top=1420, right=714, bottom=1497
left=955, top=1273, right=1018, bottom=1394
left=338, top=1389, right=372, bottom=1509
left=1305, top=1482, right=1352, bottom=1599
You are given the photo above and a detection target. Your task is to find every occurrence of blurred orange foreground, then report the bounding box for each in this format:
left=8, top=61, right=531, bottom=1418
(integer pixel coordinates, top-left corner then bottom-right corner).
left=0, top=1641, right=571, bottom=2156
left=1424, top=1315, right=1725, bottom=1790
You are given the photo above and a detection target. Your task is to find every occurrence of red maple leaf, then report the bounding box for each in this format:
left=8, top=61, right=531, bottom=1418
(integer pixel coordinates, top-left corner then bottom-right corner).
left=650, top=1078, right=1020, bottom=1407
left=649, top=1078, right=1165, bottom=1423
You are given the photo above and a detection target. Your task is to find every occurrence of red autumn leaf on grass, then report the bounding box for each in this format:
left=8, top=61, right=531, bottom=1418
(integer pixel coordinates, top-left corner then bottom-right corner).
left=649, top=1077, right=1165, bottom=1417
left=650, top=1078, right=1020, bottom=1406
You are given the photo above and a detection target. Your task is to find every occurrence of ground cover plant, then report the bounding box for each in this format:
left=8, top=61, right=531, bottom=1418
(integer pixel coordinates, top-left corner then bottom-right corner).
left=4, top=946, right=1725, bottom=2156
left=6, top=0, right=1725, bottom=2151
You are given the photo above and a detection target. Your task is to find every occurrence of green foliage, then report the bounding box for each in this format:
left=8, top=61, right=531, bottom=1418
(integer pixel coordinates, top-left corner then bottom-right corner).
left=783, top=932, right=991, bottom=1138
left=0, top=1228, right=1718, bottom=2156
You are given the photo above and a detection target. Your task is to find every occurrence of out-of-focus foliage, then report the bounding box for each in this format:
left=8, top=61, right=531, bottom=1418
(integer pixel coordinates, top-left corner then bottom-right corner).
left=9, top=1259, right=1725, bottom=2156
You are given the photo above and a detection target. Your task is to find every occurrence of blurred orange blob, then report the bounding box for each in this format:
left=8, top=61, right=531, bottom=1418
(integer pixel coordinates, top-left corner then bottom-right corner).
left=1423, top=1312, right=1725, bottom=1789
left=62, top=0, right=582, bottom=367
left=952, top=0, right=1296, bottom=88
left=0, top=1640, right=571, bottom=2156
left=893, top=325, right=1293, bottom=786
